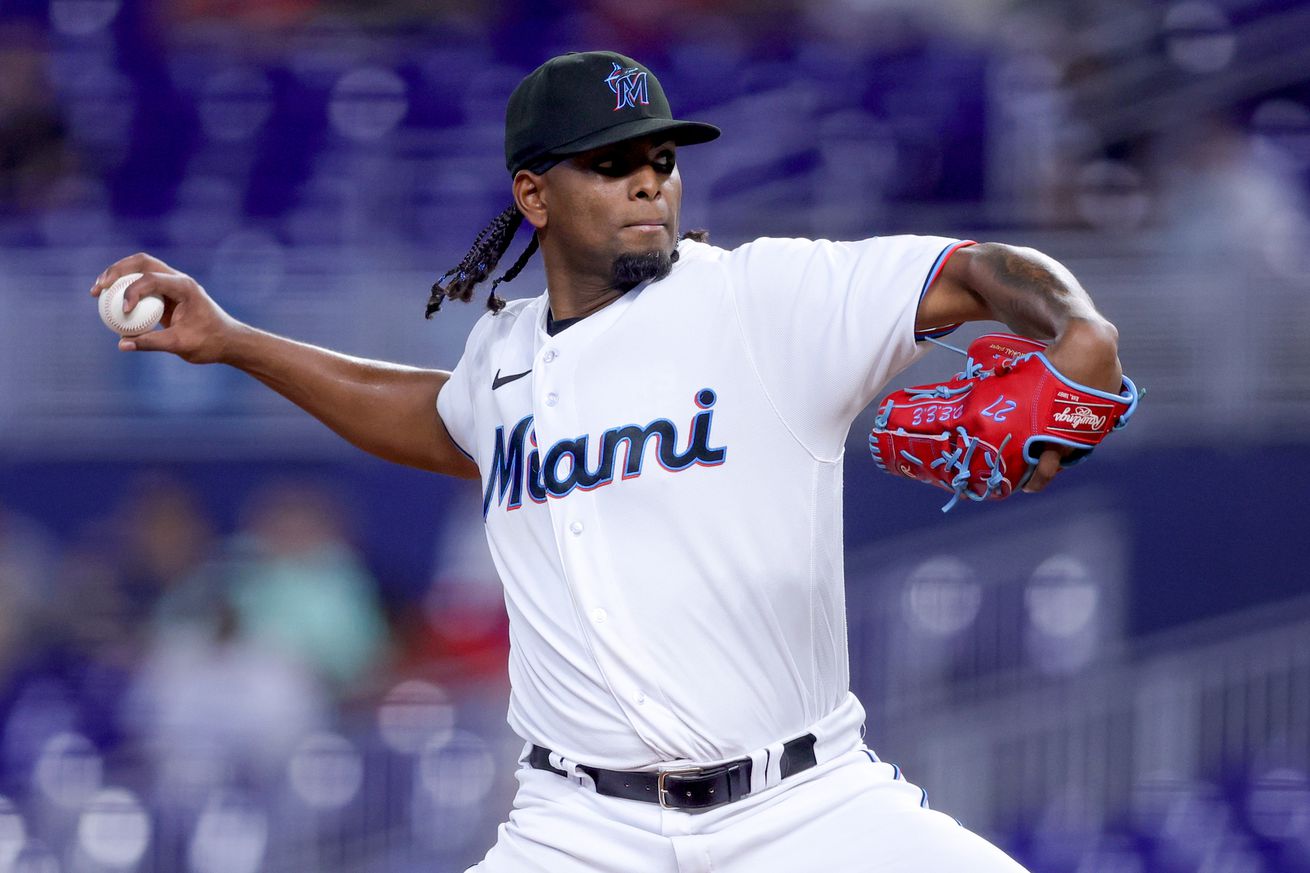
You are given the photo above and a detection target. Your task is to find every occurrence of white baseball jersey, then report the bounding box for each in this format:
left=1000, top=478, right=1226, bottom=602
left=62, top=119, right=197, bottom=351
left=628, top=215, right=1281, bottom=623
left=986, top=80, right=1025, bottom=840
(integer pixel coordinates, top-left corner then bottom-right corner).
left=437, top=234, right=970, bottom=771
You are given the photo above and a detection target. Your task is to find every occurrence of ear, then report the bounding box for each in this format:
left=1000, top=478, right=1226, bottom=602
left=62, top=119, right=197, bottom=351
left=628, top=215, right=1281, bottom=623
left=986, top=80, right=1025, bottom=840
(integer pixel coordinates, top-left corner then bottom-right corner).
left=513, top=170, right=548, bottom=230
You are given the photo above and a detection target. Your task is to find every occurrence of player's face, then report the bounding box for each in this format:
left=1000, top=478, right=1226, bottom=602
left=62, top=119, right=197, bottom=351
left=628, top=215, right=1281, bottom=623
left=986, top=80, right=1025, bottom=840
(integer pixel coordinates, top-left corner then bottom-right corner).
left=542, top=136, right=682, bottom=284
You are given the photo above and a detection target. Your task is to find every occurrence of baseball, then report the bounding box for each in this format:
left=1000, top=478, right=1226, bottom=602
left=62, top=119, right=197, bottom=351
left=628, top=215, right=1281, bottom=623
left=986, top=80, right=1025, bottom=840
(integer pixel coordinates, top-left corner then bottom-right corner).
left=99, top=273, right=164, bottom=337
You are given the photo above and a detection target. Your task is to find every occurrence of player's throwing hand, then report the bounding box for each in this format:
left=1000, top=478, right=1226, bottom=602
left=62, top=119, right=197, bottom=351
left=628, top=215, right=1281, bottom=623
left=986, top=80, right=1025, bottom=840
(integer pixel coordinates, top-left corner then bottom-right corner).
left=90, top=253, right=242, bottom=363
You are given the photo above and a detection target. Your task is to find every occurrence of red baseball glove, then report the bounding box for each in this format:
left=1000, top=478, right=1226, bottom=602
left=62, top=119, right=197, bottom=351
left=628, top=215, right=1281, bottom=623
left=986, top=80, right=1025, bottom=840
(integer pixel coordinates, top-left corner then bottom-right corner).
left=868, top=333, right=1141, bottom=512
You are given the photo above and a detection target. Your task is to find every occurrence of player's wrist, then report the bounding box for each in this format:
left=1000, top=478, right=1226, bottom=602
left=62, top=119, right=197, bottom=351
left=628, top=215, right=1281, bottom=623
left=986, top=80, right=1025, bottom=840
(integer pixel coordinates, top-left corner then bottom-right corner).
left=215, top=320, right=262, bottom=368
left=1057, top=316, right=1118, bottom=346
left=1049, top=318, right=1122, bottom=393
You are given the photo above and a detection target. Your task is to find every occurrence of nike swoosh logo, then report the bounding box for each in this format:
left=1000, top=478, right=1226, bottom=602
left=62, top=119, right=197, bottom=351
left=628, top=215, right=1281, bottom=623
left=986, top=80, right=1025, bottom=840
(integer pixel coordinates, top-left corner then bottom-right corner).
left=492, top=367, right=532, bottom=390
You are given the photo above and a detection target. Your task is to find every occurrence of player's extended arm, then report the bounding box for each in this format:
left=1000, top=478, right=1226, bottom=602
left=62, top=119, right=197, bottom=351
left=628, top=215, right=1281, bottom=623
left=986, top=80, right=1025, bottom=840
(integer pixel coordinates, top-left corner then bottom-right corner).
left=90, top=254, right=478, bottom=479
left=915, top=242, right=1123, bottom=492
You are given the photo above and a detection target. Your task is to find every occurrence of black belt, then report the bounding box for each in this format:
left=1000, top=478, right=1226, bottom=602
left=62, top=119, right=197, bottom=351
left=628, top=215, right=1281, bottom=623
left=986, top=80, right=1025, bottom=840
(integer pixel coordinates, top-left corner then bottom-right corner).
left=528, top=733, right=818, bottom=811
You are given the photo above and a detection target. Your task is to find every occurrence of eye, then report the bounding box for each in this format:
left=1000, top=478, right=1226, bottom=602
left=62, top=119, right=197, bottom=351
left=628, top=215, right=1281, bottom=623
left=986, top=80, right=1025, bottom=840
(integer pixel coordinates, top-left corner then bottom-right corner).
left=589, top=149, right=675, bottom=177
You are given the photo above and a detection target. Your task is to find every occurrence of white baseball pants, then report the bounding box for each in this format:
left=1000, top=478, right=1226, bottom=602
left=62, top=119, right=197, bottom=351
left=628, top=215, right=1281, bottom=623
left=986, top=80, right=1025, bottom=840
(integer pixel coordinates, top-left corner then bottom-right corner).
left=467, top=745, right=1029, bottom=872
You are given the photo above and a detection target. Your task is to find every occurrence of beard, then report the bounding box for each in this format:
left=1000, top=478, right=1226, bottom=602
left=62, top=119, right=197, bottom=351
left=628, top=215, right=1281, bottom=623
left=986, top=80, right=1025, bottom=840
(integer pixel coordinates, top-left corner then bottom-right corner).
left=610, top=245, right=674, bottom=291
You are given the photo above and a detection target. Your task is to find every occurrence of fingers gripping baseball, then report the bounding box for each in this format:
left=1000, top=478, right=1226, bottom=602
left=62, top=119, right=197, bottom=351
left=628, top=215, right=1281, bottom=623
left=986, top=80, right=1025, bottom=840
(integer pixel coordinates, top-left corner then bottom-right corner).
left=89, top=252, right=181, bottom=297
left=91, top=257, right=240, bottom=364
left=117, top=273, right=233, bottom=363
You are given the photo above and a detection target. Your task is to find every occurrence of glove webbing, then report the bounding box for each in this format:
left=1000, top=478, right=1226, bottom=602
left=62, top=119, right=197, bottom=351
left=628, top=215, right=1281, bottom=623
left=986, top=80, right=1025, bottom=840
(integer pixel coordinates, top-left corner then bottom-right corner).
left=879, top=337, right=1013, bottom=512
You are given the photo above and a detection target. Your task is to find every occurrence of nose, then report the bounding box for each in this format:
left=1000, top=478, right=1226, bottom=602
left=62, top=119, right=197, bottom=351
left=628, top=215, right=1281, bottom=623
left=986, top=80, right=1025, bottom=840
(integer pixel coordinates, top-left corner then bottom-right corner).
left=631, top=163, right=660, bottom=200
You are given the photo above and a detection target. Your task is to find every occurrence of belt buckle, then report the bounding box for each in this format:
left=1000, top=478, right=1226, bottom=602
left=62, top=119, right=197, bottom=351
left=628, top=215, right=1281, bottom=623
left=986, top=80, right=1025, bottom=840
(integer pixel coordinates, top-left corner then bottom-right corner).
left=656, top=767, right=704, bottom=810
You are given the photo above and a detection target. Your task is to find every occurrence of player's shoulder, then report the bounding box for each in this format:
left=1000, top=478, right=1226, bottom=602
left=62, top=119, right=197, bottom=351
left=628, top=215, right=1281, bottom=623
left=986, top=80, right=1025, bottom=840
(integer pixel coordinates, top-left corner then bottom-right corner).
left=726, top=235, right=846, bottom=266
left=716, top=234, right=963, bottom=274
left=700, top=237, right=844, bottom=283
left=677, top=235, right=823, bottom=261
left=458, top=295, right=542, bottom=355
left=474, top=295, right=538, bottom=332
left=670, top=236, right=724, bottom=265
left=673, top=236, right=831, bottom=279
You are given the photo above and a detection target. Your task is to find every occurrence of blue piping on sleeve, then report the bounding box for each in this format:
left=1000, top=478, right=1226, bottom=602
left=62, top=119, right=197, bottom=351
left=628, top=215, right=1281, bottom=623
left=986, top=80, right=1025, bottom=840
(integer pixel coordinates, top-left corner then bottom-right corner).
left=914, top=239, right=976, bottom=342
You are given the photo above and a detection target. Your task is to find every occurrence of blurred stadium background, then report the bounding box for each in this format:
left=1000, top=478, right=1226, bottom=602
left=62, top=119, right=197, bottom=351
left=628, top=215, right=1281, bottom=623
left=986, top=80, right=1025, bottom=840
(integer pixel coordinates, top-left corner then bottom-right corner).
left=0, top=0, right=1308, bottom=870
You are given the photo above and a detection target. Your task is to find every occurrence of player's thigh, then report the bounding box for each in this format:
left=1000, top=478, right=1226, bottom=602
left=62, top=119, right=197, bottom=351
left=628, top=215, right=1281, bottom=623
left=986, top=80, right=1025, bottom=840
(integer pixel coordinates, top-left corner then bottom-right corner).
left=467, top=767, right=677, bottom=873
left=713, top=749, right=1029, bottom=873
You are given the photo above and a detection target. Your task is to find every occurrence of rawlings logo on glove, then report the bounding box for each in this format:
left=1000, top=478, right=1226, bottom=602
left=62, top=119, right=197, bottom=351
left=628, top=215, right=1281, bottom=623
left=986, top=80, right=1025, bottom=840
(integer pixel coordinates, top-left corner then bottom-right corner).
left=868, top=333, right=1140, bottom=512
left=1052, top=406, right=1108, bottom=430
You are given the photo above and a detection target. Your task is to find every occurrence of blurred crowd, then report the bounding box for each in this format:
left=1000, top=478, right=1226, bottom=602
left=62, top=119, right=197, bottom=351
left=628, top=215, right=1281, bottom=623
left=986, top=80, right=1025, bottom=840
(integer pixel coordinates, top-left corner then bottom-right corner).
left=0, top=476, right=514, bottom=871
left=0, top=0, right=1305, bottom=244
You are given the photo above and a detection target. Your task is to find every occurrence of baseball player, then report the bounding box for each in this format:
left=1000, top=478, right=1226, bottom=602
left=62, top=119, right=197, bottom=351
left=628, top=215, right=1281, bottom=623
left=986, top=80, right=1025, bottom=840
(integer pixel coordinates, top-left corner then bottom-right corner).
left=91, top=51, right=1125, bottom=872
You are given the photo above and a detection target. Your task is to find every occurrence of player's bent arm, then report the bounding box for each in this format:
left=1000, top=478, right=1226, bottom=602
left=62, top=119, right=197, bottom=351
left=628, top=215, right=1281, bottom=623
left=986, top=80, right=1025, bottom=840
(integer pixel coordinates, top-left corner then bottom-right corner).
left=89, top=254, right=478, bottom=479
left=916, top=242, right=1124, bottom=493
left=222, top=326, right=478, bottom=478
left=917, top=242, right=1122, bottom=394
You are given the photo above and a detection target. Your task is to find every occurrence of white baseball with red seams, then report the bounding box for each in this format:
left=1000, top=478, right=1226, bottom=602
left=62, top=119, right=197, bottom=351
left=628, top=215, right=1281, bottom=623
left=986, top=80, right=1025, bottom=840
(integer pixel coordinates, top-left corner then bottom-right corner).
left=98, top=272, right=164, bottom=337
left=439, top=235, right=1031, bottom=872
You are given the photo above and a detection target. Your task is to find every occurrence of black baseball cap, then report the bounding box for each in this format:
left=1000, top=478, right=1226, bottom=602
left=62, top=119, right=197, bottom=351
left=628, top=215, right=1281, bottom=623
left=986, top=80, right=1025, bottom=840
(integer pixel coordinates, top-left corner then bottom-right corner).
left=505, top=51, right=721, bottom=176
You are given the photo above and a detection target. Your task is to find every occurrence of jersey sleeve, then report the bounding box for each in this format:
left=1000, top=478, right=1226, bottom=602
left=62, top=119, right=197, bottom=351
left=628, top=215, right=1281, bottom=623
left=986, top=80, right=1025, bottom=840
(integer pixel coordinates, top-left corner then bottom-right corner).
left=436, top=358, right=476, bottom=464
left=435, top=319, right=489, bottom=466
left=724, top=235, right=973, bottom=459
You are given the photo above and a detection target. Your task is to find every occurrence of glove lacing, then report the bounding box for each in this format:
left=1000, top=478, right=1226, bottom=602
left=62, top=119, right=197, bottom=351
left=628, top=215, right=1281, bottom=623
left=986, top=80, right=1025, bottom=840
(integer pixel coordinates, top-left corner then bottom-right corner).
left=926, top=427, right=1012, bottom=512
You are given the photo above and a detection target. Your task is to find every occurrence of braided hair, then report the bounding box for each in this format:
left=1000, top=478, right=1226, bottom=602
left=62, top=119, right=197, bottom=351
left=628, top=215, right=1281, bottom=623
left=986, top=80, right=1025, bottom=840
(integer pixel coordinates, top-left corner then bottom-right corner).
left=425, top=204, right=537, bottom=318
left=425, top=206, right=710, bottom=318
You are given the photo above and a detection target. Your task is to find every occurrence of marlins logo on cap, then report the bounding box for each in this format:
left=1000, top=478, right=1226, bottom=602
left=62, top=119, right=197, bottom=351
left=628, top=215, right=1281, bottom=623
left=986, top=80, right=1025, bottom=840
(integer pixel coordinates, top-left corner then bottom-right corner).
left=504, top=50, right=720, bottom=176
left=605, top=62, right=649, bottom=111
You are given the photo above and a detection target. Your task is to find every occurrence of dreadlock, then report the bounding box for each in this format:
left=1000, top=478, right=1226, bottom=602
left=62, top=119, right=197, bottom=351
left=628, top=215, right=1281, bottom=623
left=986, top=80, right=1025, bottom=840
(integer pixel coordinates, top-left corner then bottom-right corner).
left=424, top=215, right=710, bottom=319
left=425, top=204, right=537, bottom=318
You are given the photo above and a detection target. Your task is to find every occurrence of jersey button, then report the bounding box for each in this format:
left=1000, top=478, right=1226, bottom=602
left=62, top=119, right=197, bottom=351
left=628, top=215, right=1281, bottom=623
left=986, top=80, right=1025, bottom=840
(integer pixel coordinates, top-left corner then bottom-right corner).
left=569, top=521, right=584, bottom=535
left=545, top=392, right=559, bottom=407
left=634, top=690, right=646, bottom=705
left=543, top=349, right=558, bottom=363
left=590, top=608, right=607, bottom=624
